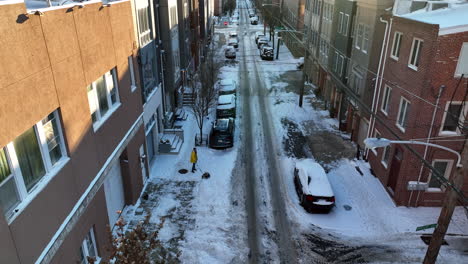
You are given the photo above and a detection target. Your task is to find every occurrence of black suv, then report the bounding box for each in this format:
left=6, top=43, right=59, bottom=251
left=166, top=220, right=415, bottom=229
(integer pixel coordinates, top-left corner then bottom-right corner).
left=209, top=118, right=235, bottom=149
left=260, top=46, right=274, bottom=60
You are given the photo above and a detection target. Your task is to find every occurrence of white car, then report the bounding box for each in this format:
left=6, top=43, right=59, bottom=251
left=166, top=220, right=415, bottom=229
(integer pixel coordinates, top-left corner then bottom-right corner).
left=227, top=37, right=239, bottom=48
left=231, top=18, right=239, bottom=25
left=294, top=159, right=335, bottom=212
left=219, top=79, right=237, bottom=95
left=229, top=31, right=238, bottom=40
left=217, top=94, right=236, bottom=118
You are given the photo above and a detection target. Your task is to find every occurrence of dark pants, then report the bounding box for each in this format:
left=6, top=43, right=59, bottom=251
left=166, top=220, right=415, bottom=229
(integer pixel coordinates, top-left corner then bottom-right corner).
left=192, top=163, right=196, bottom=172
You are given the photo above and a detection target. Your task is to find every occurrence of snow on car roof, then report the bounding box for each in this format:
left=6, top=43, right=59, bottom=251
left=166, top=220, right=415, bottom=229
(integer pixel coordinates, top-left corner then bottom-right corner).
left=217, top=103, right=235, bottom=110
left=220, top=79, right=235, bottom=86
left=220, top=85, right=236, bottom=93
left=218, top=94, right=235, bottom=105
left=296, top=159, right=334, bottom=197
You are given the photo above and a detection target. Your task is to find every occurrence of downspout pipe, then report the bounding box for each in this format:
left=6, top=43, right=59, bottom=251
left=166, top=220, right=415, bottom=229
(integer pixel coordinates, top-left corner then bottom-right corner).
left=155, top=0, right=167, bottom=113
left=412, top=85, right=445, bottom=206
left=365, top=17, right=392, bottom=157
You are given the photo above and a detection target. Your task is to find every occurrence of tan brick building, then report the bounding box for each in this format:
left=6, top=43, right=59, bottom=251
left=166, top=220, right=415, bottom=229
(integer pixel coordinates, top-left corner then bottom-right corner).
left=0, top=0, right=147, bottom=263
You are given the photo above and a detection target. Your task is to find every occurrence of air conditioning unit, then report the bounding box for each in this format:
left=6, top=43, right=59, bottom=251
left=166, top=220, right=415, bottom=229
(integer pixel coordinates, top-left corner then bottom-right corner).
left=407, top=181, right=428, bottom=191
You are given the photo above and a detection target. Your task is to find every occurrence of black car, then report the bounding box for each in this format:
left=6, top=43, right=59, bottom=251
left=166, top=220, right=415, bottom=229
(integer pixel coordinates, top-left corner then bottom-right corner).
left=260, top=46, right=274, bottom=60
left=209, top=118, right=235, bottom=149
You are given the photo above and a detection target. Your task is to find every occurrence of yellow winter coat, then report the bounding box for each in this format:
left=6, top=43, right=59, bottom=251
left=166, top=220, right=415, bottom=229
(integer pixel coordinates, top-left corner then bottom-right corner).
left=190, top=150, right=198, bottom=163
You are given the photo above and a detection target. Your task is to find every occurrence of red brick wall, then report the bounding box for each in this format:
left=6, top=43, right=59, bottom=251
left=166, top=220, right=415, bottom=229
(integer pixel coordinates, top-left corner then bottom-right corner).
left=368, top=16, right=468, bottom=206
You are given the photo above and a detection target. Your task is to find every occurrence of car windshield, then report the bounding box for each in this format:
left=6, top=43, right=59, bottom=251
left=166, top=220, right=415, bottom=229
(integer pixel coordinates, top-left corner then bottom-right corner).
left=214, top=119, right=229, bottom=131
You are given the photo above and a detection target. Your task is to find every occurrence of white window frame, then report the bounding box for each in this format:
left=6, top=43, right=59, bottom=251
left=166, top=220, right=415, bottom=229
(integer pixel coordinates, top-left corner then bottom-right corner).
left=396, top=97, right=410, bottom=132
left=1, top=110, right=68, bottom=221
left=334, top=51, right=339, bottom=72
left=87, top=68, right=121, bottom=131
left=356, top=23, right=363, bottom=50
left=137, top=6, right=151, bottom=46
left=427, top=159, right=453, bottom=192
left=439, top=101, right=467, bottom=135
left=128, top=56, right=137, bottom=92
left=80, top=227, right=100, bottom=264
left=390, top=32, right=403, bottom=60
left=338, top=12, right=344, bottom=33
left=380, top=85, right=392, bottom=115
left=343, top=14, right=349, bottom=36
left=408, top=38, right=423, bottom=70
left=361, top=25, right=369, bottom=53
left=381, top=145, right=391, bottom=168
left=339, top=55, right=345, bottom=76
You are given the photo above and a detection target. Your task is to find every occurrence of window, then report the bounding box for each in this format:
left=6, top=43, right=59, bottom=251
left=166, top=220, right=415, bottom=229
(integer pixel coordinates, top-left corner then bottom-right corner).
left=351, top=71, right=363, bottom=95
left=381, top=85, right=392, bottom=115
left=343, top=14, right=349, bottom=36
left=361, top=25, right=369, bottom=53
left=381, top=145, right=390, bottom=167
left=338, top=12, right=343, bottom=33
left=79, top=228, right=99, bottom=264
left=128, top=56, right=136, bottom=92
left=441, top=102, right=466, bottom=133
left=137, top=6, right=151, bottom=45
left=455, top=42, right=468, bottom=77
left=87, top=69, right=120, bottom=129
left=0, top=110, right=67, bottom=219
left=169, top=6, right=178, bottom=29
left=396, top=97, right=411, bottom=131
left=408, top=38, right=423, bottom=70
left=427, top=160, right=453, bottom=190
left=338, top=55, right=344, bottom=76
left=356, top=23, right=363, bottom=49
left=391, top=32, right=402, bottom=60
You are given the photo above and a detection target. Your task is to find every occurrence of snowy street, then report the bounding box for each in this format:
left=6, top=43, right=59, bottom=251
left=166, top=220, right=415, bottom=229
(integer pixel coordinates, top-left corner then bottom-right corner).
left=121, top=2, right=468, bottom=264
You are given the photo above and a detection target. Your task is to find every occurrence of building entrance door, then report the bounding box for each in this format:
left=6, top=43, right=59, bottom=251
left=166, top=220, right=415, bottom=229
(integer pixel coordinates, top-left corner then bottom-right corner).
left=387, top=148, right=403, bottom=193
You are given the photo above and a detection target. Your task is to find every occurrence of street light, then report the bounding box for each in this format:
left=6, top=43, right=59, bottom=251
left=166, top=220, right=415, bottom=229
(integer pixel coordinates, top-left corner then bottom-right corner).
left=364, top=138, right=462, bottom=167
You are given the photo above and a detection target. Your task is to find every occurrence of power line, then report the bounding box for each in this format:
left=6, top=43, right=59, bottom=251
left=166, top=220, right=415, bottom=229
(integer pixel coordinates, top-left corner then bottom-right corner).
left=256, top=5, right=468, bottom=204
left=263, top=6, right=468, bottom=131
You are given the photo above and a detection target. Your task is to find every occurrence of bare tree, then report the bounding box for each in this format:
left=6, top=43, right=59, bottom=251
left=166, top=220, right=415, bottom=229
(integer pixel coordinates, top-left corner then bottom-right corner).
left=189, top=44, right=220, bottom=145
left=93, top=213, right=178, bottom=264
left=223, top=0, right=236, bottom=16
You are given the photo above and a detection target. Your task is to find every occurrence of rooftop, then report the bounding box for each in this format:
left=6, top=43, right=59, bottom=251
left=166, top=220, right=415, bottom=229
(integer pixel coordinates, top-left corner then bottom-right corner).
left=400, top=3, right=468, bottom=35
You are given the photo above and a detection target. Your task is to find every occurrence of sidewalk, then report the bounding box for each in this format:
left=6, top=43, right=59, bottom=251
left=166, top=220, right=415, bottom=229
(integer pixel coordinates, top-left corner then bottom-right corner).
left=121, top=30, right=248, bottom=263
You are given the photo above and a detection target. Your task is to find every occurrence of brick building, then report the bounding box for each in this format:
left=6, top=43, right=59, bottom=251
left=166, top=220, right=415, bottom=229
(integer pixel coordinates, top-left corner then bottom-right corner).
left=368, top=5, right=468, bottom=206
left=0, top=0, right=146, bottom=263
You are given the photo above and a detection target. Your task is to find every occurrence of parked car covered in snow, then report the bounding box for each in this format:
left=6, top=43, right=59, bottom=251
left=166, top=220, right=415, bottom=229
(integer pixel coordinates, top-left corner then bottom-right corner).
left=294, top=159, right=335, bottom=212
left=255, top=32, right=265, bottom=44
left=225, top=47, right=236, bottom=59
left=219, top=79, right=237, bottom=95
left=217, top=94, right=236, bottom=118
left=229, top=31, right=238, bottom=40
left=250, top=16, right=258, bottom=25
left=209, top=118, right=235, bottom=149
left=228, top=37, right=239, bottom=48
left=257, top=37, right=269, bottom=49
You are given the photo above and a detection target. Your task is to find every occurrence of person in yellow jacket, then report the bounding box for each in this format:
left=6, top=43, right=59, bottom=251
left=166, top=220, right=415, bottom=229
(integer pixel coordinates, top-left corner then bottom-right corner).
left=190, top=148, right=198, bottom=173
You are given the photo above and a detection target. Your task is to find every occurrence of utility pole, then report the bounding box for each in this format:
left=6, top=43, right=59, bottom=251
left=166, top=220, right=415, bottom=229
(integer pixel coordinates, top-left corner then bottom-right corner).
left=299, top=46, right=308, bottom=107
left=423, top=139, right=467, bottom=264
